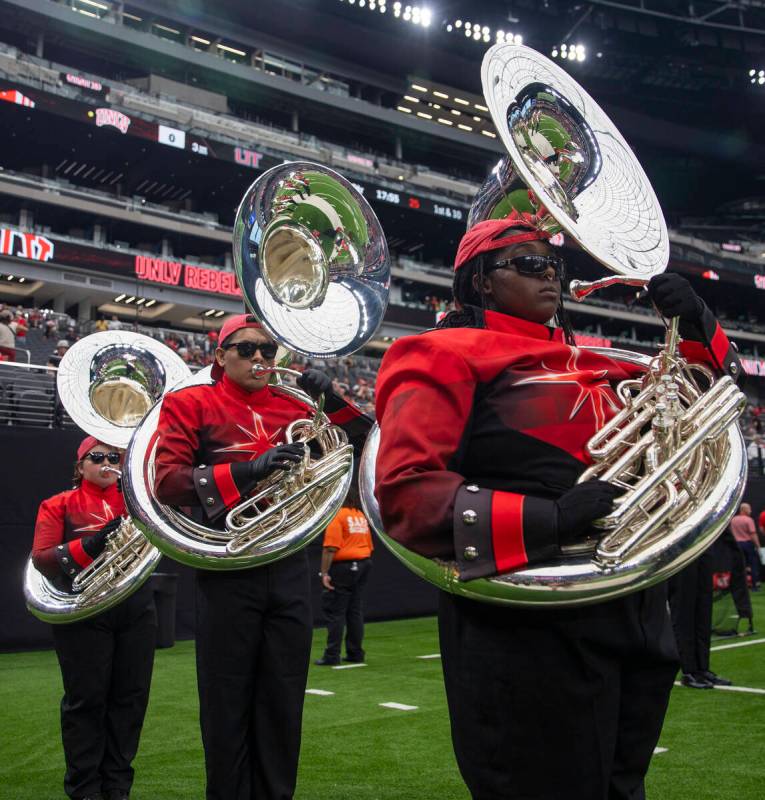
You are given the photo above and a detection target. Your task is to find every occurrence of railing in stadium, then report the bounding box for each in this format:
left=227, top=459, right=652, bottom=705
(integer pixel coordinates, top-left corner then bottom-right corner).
left=0, top=352, right=762, bottom=476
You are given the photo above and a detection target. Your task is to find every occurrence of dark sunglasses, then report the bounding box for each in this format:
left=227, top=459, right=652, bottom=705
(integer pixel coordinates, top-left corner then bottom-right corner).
left=86, top=451, right=122, bottom=465
left=222, top=341, right=279, bottom=360
left=486, top=254, right=566, bottom=281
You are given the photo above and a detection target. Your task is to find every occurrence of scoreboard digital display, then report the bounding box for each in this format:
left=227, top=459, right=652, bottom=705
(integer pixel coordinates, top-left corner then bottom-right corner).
left=0, top=78, right=470, bottom=225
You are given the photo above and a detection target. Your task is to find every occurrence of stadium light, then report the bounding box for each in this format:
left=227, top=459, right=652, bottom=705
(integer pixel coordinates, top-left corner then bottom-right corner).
left=749, top=68, right=765, bottom=85
left=443, top=17, right=523, bottom=48
left=552, top=43, right=586, bottom=63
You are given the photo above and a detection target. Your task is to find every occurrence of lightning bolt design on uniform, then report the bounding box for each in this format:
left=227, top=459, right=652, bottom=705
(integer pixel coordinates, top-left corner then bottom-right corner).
left=514, top=348, right=621, bottom=429
left=212, top=409, right=282, bottom=459
left=74, top=499, right=117, bottom=533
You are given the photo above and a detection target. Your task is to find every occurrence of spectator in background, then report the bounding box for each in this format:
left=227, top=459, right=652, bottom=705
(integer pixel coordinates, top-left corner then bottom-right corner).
left=95, top=317, right=109, bottom=333
left=12, top=312, right=28, bottom=342
left=0, top=310, right=16, bottom=361
left=730, top=503, right=761, bottom=591
left=315, top=484, right=374, bottom=666
left=54, top=340, right=70, bottom=360
left=44, top=317, right=57, bottom=339
left=107, top=315, right=122, bottom=331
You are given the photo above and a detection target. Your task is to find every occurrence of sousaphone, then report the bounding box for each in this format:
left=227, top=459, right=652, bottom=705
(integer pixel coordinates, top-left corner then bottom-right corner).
left=24, top=331, right=190, bottom=622
left=121, top=162, right=389, bottom=569
left=358, top=44, right=747, bottom=606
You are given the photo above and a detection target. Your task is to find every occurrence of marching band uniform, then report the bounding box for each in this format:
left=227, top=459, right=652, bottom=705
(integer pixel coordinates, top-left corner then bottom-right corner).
left=374, top=216, right=740, bottom=800
left=32, top=436, right=156, bottom=800
left=153, top=315, right=369, bottom=800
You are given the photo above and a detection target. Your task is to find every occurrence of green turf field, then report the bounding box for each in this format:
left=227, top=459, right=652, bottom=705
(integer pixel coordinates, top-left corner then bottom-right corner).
left=2, top=592, right=764, bottom=799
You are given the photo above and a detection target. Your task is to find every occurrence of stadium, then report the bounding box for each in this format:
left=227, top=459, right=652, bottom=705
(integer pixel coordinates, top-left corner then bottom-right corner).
left=0, top=1, right=764, bottom=798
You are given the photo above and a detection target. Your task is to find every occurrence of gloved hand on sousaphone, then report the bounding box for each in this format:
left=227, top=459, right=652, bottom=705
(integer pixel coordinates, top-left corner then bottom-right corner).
left=647, top=273, right=705, bottom=330
left=79, top=516, right=123, bottom=559
left=556, top=479, right=625, bottom=547
left=229, top=444, right=306, bottom=495
left=297, top=368, right=349, bottom=414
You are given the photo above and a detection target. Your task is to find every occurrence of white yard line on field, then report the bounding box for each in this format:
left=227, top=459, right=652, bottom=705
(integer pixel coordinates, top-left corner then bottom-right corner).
left=712, top=685, right=765, bottom=696
left=332, top=662, right=367, bottom=670
left=417, top=653, right=441, bottom=659
left=674, top=681, right=765, bottom=695
left=380, top=702, right=418, bottom=711
left=710, top=637, right=765, bottom=652
left=305, top=689, right=334, bottom=696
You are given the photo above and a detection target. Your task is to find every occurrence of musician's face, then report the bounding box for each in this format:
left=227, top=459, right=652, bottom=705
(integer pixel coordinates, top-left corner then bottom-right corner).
left=476, top=240, right=563, bottom=325
left=215, top=328, right=277, bottom=392
left=78, top=443, right=123, bottom=488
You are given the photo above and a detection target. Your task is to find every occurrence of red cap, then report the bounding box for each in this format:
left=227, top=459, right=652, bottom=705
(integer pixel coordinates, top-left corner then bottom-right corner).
left=454, top=209, right=552, bottom=271
left=211, top=314, right=265, bottom=381
left=77, top=435, right=100, bottom=460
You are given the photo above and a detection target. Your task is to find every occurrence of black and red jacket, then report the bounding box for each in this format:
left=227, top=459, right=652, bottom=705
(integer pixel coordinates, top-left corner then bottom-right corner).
left=374, top=304, right=740, bottom=581
left=32, top=479, right=125, bottom=579
left=154, top=373, right=370, bottom=520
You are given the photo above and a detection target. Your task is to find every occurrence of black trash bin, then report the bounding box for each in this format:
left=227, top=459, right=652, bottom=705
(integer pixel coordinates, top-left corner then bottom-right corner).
left=149, top=572, right=178, bottom=649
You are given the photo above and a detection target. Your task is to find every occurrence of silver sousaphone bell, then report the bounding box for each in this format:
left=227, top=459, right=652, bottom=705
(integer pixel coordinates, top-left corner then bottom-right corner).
left=122, top=163, right=389, bottom=569
left=359, top=44, right=747, bottom=607
left=24, top=331, right=191, bottom=623
left=234, top=161, right=390, bottom=358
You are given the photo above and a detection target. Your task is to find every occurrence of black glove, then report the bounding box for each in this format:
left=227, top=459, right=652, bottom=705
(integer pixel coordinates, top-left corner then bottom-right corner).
left=556, top=479, right=623, bottom=546
left=647, top=273, right=704, bottom=323
left=297, top=369, right=332, bottom=400
left=80, top=516, right=122, bottom=559
left=230, top=443, right=306, bottom=490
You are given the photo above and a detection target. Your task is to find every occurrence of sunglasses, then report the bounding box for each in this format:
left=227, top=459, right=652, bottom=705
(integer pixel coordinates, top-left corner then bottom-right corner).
left=86, top=451, right=122, bottom=465
left=222, top=341, right=279, bottom=360
left=486, top=254, right=566, bottom=281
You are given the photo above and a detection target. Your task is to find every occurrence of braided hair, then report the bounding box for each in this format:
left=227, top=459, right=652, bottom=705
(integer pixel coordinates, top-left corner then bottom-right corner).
left=437, top=239, right=577, bottom=345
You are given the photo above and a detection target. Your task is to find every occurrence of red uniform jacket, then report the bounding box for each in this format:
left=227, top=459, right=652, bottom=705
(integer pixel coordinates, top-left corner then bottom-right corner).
left=32, top=479, right=125, bottom=579
left=375, top=305, right=740, bottom=581
left=154, top=374, right=370, bottom=520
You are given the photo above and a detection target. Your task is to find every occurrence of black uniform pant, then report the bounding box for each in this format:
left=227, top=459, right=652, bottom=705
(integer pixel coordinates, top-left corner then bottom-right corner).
left=668, top=549, right=714, bottom=675
left=52, top=584, right=156, bottom=799
left=195, top=551, right=312, bottom=800
left=438, top=585, right=678, bottom=800
left=321, top=558, right=371, bottom=661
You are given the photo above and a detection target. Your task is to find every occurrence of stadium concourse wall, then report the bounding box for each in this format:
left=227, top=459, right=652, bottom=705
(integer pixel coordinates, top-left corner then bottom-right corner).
left=0, top=427, right=437, bottom=652
left=2, top=428, right=763, bottom=652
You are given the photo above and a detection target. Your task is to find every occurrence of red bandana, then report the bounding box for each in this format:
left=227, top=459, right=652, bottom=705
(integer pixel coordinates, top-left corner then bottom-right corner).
left=212, top=314, right=267, bottom=381
left=454, top=210, right=552, bottom=271
left=77, top=435, right=102, bottom=460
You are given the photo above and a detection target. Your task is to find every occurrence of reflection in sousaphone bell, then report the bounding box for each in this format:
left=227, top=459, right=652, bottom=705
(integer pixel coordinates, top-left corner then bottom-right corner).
left=233, top=161, right=390, bottom=358
left=473, top=48, right=669, bottom=279
left=58, top=332, right=191, bottom=449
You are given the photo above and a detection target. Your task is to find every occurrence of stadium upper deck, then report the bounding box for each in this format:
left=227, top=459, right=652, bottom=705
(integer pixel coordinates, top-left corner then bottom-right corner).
left=0, top=0, right=762, bottom=383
